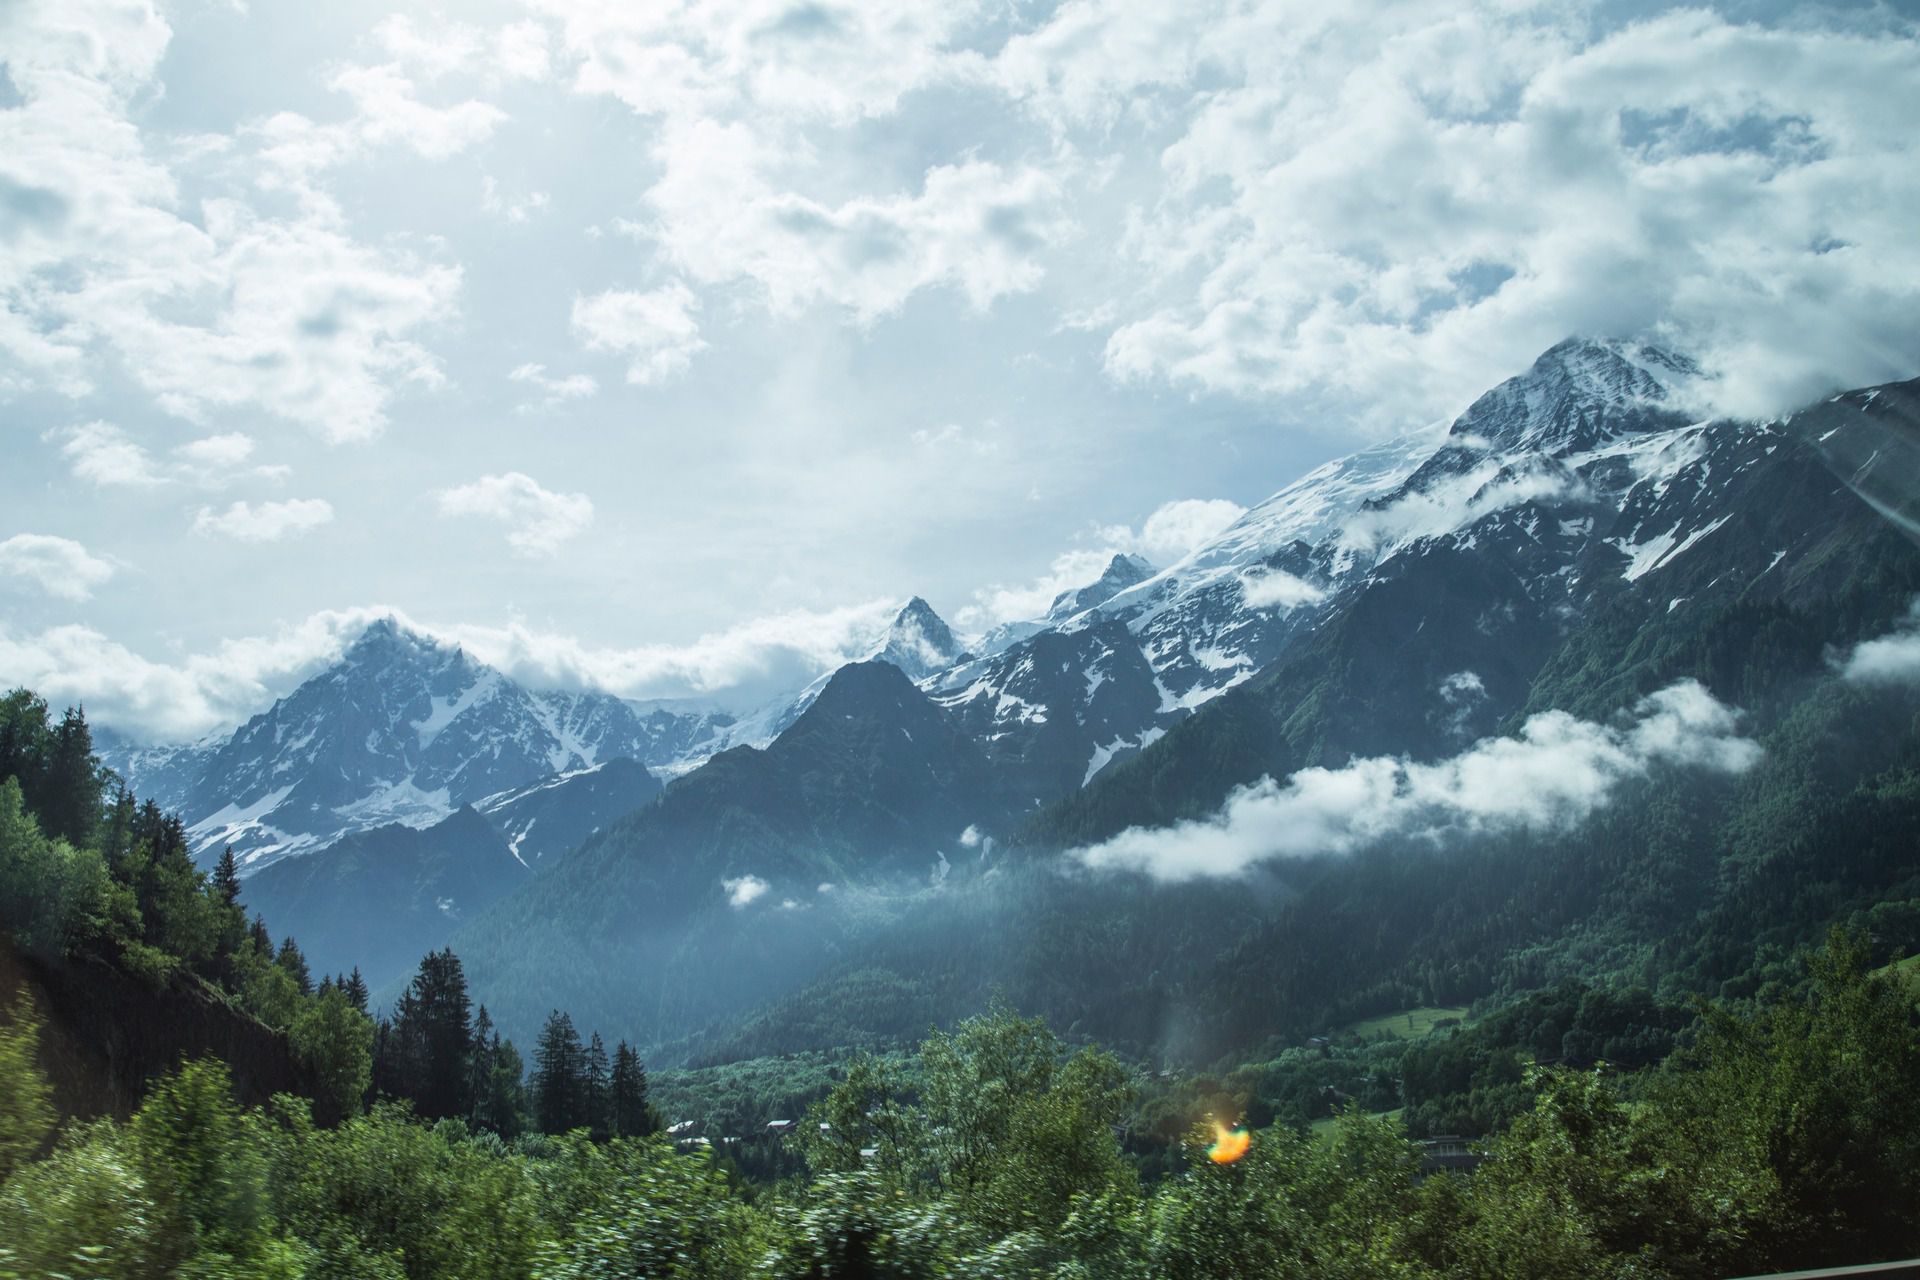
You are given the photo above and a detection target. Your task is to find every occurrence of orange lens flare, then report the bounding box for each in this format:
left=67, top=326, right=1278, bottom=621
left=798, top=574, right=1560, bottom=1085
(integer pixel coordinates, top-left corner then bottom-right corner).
left=1207, top=1123, right=1251, bottom=1164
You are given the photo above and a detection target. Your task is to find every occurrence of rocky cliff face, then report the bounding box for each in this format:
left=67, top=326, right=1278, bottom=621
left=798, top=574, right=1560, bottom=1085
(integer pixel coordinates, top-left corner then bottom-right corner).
left=2, top=939, right=318, bottom=1123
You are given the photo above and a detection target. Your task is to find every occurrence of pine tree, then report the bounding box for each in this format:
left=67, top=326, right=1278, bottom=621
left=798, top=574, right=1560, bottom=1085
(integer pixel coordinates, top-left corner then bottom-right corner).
left=389, top=949, right=473, bottom=1120
left=609, top=1041, right=653, bottom=1138
left=249, top=914, right=273, bottom=956
left=100, top=785, right=136, bottom=874
left=585, top=1032, right=610, bottom=1141
left=0, top=689, right=52, bottom=810
left=483, top=1035, right=528, bottom=1140
left=469, top=1006, right=497, bottom=1126
left=344, top=967, right=369, bottom=1013
left=276, top=937, right=312, bottom=995
left=42, top=706, right=102, bottom=849
left=210, top=847, right=242, bottom=908
left=371, top=1014, right=413, bottom=1103
left=532, top=1010, right=585, bottom=1135
left=129, top=798, right=167, bottom=855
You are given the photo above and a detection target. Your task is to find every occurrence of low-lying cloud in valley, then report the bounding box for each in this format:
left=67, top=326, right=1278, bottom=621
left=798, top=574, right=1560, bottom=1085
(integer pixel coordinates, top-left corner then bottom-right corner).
left=1838, top=603, right=1920, bottom=685
left=1071, top=680, right=1761, bottom=882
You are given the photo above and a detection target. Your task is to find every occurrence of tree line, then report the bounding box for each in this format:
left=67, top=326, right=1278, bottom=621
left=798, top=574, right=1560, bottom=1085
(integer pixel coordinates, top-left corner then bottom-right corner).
left=0, top=689, right=654, bottom=1141
left=3, top=928, right=1920, bottom=1276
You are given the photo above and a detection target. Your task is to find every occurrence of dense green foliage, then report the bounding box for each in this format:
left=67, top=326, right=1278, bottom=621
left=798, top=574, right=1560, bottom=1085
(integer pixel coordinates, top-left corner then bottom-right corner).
left=8, top=686, right=1920, bottom=1271
left=0, top=992, right=53, bottom=1181
left=0, top=692, right=379, bottom=1108
left=0, top=693, right=667, bottom=1153
left=6, top=506, right=1920, bottom=1272
left=3, top=932, right=1919, bottom=1276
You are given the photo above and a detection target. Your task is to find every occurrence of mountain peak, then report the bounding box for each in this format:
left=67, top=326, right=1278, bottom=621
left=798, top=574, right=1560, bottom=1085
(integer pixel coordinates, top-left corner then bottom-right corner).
left=1530, top=335, right=1698, bottom=395
left=895, top=596, right=942, bottom=627
left=343, top=615, right=442, bottom=661
left=877, top=597, right=963, bottom=680
left=783, top=659, right=951, bottom=745
left=1046, top=553, right=1156, bottom=623
left=1448, top=336, right=1700, bottom=456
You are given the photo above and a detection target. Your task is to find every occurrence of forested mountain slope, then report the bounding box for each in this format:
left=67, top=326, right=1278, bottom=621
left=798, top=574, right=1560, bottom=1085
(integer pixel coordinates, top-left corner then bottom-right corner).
left=456, top=661, right=1013, bottom=1041
left=448, top=349, right=1920, bottom=1058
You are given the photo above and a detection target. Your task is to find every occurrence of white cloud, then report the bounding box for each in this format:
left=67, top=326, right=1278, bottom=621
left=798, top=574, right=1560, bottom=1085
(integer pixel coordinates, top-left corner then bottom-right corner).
left=1843, top=635, right=1920, bottom=685
left=540, top=1, right=1073, bottom=322
left=47, top=424, right=288, bottom=490
left=434, top=472, right=594, bottom=556
left=1839, top=604, right=1920, bottom=684
left=957, top=547, right=1119, bottom=631
left=372, top=14, right=552, bottom=84
left=640, top=129, right=1069, bottom=320
left=722, top=874, right=770, bottom=908
left=571, top=283, right=707, bottom=385
left=1073, top=679, right=1761, bottom=881
left=535, top=0, right=982, bottom=125
left=0, top=606, right=401, bottom=740
left=49, top=422, right=165, bottom=488
left=1081, top=3, right=1920, bottom=427
left=174, top=432, right=254, bottom=473
left=1339, top=463, right=1577, bottom=557
left=1437, top=669, right=1488, bottom=736
left=0, top=2, right=467, bottom=441
left=482, top=177, right=551, bottom=224
left=960, top=497, right=1244, bottom=629
left=1127, top=498, right=1247, bottom=563
left=192, top=498, right=334, bottom=542
left=0, top=597, right=912, bottom=740
left=325, top=63, right=506, bottom=161
left=493, top=22, right=553, bottom=81
left=0, top=534, right=116, bottom=601
left=431, top=597, right=901, bottom=705
left=1238, top=569, right=1325, bottom=611
left=508, top=362, right=597, bottom=408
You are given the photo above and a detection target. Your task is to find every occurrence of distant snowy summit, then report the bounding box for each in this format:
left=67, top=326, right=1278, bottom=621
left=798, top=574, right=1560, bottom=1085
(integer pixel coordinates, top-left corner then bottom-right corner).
left=102, top=335, right=1878, bottom=873
left=105, top=619, right=674, bottom=869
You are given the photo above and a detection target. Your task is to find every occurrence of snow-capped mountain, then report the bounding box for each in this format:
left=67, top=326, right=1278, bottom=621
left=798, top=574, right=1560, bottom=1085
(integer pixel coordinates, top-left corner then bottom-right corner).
left=102, top=337, right=1897, bottom=884
left=972, top=553, right=1158, bottom=659
left=451, top=342, right=1920, bottom=1049
left=475, top=757, right=663, bottom=869
left=876, top=597, right=965, bottom=679
left=908, top=337, right=1798, bottom=795
left=107, top=619, right=671, bottom=870
left=648, top=596, right=972, bottom=776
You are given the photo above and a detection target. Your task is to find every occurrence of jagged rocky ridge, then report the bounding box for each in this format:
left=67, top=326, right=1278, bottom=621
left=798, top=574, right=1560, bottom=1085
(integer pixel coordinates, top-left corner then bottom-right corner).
left=446, top=339, right=1920, bottom=1048
left=108, top=337, right=1912, bottom=873
left=102, top=620, right=672, bottom=870
left=93, top=338, right=1920, bottom=1051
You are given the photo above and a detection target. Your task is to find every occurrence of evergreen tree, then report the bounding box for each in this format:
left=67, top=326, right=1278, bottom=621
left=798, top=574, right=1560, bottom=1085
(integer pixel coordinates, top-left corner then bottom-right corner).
left=609, top=1041, right=653, bottom=1138
left=99, top=784, right=136, bottom=873
left=585, top=1032, right=610, bottom=1141
left=130, top=798, right=166, bottom=853
left=210, top=847, right=242, bottom=908
left=469, top=1006, right=498, bottom=1126
left=344, top=967, right=370, bottom=1013
left=41, top=705, right=102, bottom=850
left=372, top=1013, right=418, bottom=1105
left=485, top=1035, right=528, bottom=1139
left=248, top=914, right=273, bottom=956
left=389, top=949, right=473, bottom=1120
left=275, top=937, right=312, bottom=996
left=290, top=985, right=373, bottom=1126
left=0, top=689, right=52, bottom=808
left=532, top=1010, right=585, bottom=1135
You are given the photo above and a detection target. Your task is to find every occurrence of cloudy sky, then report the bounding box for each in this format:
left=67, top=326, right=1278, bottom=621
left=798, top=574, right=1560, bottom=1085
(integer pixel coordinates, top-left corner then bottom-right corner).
left=2, top=0, right=1916, bottom=740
